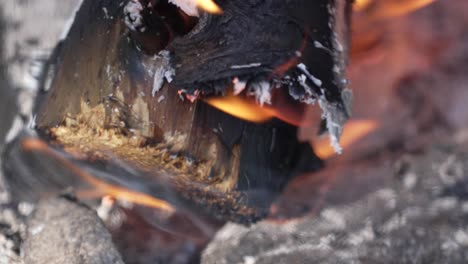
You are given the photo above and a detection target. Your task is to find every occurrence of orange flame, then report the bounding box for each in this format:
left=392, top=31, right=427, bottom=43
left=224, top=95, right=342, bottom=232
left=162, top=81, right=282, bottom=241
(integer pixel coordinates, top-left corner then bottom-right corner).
left=354, top=0, right=373, bottom=11
left=355, top=0, right=437, bottom=19
left=313, top=120, right=379, bottom=159
left=205, top=95, right=275, bottom=123
left=21, top=138, right=176, bottom=213
left=196, top=0, right=223, bottom=14
left=204, top=91, right=308, bottom=126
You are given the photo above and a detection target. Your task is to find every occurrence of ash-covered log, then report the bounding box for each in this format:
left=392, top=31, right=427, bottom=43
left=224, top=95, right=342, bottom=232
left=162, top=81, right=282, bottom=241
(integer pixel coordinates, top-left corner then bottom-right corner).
left=26, top=0, right=352, bottom=223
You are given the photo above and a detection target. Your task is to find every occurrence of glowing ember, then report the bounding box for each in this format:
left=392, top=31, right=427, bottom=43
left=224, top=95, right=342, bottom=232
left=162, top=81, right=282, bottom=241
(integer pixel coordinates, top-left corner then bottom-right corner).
left=21, top=138, right=176, bottom=213
left=313, top=120, right=379, bottom=159
left=196, top=0, right=222, bottom=14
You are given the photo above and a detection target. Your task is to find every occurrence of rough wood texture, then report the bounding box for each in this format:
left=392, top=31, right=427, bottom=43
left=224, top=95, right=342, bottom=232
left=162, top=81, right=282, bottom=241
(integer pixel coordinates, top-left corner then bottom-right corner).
left=171, top=0, right=349, bottom=102
left=31, top=0, right=351, bottom=222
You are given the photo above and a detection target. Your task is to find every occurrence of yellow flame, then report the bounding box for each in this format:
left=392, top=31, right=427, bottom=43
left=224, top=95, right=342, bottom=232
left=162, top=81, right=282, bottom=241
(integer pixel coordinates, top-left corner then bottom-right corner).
left=196, top=0, right=223, bottom=14
left=313, top=120, right=379, bottom=159
left=205, top=95, right=275, bottom=123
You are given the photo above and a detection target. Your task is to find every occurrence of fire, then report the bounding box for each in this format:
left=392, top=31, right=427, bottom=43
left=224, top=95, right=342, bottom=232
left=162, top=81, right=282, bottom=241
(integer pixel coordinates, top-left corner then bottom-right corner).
left=313, top=120, right=379, bottom=159
left=205, top=95, right=276, bottom=123
left=21, top=138, right=176, bottom=213
left=354, top=0, right=372, bottom=11
left=355, top=0, right=437, bottom=19
left=196, top=0, right=222, bottom=14
left=204, top=90, right=309, bottom=126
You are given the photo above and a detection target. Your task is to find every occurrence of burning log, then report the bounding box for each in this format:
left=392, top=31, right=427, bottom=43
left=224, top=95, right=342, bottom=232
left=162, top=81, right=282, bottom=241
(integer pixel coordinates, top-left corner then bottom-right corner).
left=25, top=0, right=353, bottom=223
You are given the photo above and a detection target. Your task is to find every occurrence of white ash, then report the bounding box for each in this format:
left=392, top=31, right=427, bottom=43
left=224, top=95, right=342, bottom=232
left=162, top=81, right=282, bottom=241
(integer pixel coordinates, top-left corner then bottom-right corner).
left=232, top=77, right=247, bottom=95
left=430, top=197, right=458, bottom=212
left=248, top=81, right=272, bottom=106
left=297, top=74, right=317, bottom=104
left=102, top=7, right=112, bottom=20
left=313, top=41, right=332, bottom=54
left=124, top=0, right=145, bottom=32
left=203, top=143, right=468, bottom=263
left=230, top=63, right=262, bottom=70
left=0, top=208, right=26, bottom=264
left=151, top=51, right=174, bottom=96
left=403, top=172, right=418, bottom=190
left=169, top=0, right=199, bottom=17
left=297, top=63, right=323, bottom=87
left=17, top=202, right=34, bottom=217
left=347, top=222, right=375, bottom=246
left=152, top=68, right=166, bottom=96
left=333, top=34, right=344, bottom=53
left=320, top=208, right=346, bottom=230
left=319, top=88, right=353, bottom=154
left=164, top=68, right=175, bottom=83
left=318, top=96, right=345, bottom=154
left=437, top=155, right=464, bottom=185
left=29, top=224, right=45, bottom=236
left=454, top=230, right=468, bottom=246
left=243, top=256, right=256, bottom=264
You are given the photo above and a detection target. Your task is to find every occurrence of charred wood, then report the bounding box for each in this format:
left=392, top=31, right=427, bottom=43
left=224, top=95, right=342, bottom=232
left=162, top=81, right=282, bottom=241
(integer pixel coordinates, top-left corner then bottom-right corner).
left=27, top=0, right=352, bottom=223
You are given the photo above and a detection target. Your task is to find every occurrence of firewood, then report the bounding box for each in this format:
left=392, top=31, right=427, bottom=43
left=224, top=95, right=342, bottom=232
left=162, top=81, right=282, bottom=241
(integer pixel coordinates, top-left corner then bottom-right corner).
left=29, top=0, right=352, bottom=223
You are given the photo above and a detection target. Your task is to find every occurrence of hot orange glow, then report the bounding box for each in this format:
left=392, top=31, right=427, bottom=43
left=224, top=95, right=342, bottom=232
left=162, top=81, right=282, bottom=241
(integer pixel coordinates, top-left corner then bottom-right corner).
left=313, top=120, right=379, bottom=159
left=196, top=0, right=223, bottom=14
left=355, top=0, right=437, bottom=19
left=354, top=0, right=373, bottom=11
left=204, top=91, right=310, bottom=126
left=205, top=95, right=276, bottom=123
left=21, top=138, right=176, bottom=213
left=374, top=0, right=436, bottom=19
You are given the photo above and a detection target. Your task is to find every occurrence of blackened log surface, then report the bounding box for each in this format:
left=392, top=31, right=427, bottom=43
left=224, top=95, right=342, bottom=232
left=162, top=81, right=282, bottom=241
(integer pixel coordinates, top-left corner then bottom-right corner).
left=202, top=141, right=468, bottom=264
left=171, top=0, right=348, bottom=103
left=23, top=197, right=124, bottom=264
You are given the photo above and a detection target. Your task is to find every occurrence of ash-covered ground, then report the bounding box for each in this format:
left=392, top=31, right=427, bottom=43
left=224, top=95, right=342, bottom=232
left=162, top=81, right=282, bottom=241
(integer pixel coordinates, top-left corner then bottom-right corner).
left=203, top=142, right=468, bottom=263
